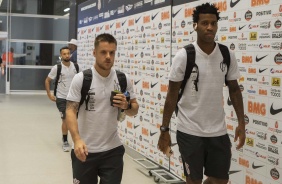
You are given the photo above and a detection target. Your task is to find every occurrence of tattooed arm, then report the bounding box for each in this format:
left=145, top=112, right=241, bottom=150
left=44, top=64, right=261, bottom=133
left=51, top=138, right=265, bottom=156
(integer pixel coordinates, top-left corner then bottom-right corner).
left=66, top=100, right=88, bottom=162
left=228, top=80, right=246, bottom=149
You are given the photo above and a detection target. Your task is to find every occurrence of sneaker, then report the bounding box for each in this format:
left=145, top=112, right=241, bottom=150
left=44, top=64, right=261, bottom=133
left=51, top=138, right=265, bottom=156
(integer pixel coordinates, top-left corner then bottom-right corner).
left=62, top=141, right=70, bottom=152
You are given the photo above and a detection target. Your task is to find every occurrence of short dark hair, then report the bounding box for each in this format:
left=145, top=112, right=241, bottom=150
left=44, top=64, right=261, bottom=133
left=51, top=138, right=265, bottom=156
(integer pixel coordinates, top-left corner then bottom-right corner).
left=60, top=46, right=70, bottom=53
left=193, top=3, right=220, bottom=23
left=94, top=33, right=117, bottom=48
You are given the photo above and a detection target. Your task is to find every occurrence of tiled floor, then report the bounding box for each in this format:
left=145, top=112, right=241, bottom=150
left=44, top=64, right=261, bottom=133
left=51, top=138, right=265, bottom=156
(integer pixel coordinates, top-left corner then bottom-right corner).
left=0, top=94, right=169, bottom=184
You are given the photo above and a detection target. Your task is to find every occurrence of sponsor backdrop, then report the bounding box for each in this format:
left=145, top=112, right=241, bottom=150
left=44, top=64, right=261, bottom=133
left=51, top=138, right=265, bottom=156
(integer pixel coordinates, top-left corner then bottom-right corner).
left=78, top=0, right=282, bottom=183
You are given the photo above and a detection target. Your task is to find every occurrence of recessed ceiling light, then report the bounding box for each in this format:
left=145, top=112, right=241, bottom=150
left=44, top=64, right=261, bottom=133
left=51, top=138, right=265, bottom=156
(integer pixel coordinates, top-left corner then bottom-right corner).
left=64, top=8, right=70, bottom=12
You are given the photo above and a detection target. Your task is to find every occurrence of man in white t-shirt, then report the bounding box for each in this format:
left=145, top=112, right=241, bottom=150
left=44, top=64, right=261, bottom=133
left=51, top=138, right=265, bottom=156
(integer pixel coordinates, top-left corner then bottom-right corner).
left=45, top=46, right=80, bottom=152
left=65, top=33, right=139, bottom=184
left=158, top=3, right=245, bottom=184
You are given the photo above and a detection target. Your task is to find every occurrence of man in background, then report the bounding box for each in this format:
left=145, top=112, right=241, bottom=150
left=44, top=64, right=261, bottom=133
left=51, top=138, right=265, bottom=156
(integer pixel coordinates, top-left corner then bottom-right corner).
left=45, top=46, right=80, bottom=152
left=67, top=39, right=77, bottom=63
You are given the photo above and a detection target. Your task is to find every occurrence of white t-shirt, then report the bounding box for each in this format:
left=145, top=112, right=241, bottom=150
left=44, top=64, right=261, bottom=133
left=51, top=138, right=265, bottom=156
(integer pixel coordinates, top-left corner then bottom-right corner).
left=169, top=42, right=240, bottom=137
left=48, top=62, right=80, bottom=99
left=66, top=67, right=136, bottom=153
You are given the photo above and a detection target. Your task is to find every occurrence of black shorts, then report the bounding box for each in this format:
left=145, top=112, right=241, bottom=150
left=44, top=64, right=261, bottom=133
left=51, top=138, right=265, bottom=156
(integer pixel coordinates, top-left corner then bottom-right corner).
left=71, top=145, right=125, bottom=184
left=56, top=98, right=66, bottom=119
left=177, top=131, right=231, bottom=180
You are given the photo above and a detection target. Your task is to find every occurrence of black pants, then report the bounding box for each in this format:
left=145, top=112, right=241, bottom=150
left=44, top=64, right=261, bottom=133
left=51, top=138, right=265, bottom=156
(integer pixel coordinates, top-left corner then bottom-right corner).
left=56, top=98, right=66, bottom=119
left=71, top=145, right=125, bottom=184
left=177, top=131, right=231, bottom=180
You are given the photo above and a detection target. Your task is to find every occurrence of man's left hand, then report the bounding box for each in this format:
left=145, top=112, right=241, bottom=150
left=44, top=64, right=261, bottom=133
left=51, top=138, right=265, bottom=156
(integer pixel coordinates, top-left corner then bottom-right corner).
left=234, top=124, right=245, bottom=149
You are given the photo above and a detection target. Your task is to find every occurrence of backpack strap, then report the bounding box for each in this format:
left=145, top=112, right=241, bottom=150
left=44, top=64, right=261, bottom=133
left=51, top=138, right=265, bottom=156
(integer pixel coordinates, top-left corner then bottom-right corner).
left=116, top=70, right=127, bottom=93
left=175, top=44, right=196, bottom=115
left=79, top=69, right=92, bottom=112
left=218, top=43, right=230, bottom=86
left=77, top=69, right=127, bottom=114
left=54, top=64, right=62, bottom=96
left=74, top=63, right=79, bottom=73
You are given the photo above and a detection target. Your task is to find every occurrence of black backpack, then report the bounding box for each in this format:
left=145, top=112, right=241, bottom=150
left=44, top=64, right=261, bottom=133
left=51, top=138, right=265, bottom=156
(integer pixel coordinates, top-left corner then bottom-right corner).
left=54, top=63, right=79, bottom=96
left=79, top=69, right=127, bottom=112
left=175, top=43, right=230, bottom=115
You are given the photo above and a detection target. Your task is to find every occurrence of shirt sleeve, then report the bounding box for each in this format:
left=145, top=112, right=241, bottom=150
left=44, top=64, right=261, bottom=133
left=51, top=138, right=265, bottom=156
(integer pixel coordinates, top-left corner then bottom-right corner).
left=66, top=72, right=84, bottom=102
left=48, top=65, right=58, bottom=80
left=168, top=48, right=187, bottom=82
left=226, top=50, right=240, bottom=81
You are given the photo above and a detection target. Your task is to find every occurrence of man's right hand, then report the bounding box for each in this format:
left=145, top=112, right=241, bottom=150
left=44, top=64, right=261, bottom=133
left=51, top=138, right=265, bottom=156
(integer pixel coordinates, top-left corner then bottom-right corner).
left=47, top=93, right=56, bottom=102
left=157, top=132, right=171, bottom=154
left=74, top=139, right=88, bottom=162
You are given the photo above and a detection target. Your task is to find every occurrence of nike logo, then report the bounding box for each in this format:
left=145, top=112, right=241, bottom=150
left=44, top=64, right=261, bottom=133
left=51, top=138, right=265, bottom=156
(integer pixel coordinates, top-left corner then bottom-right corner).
left=165, top=61, right=169, bottom=65
left=239, top=25, right=246, bottom=30
left=151, top=82, right=158, bottom=88
left=100, top=25, right=104, bottom=30
left=122, top=20, right=127, bottom=26
left=259, top=68, right=267, bottom=73
left=270, top=103, right=282, bottom=115
left=135, top=53, right=138, bottom=57
left=227, top=97, right=232, bottom=106
left=160, top=75, right=164, bottom=78
left=150, top=131, right=158, bottom=136
left=164, top=53, right=169, bottom=57
left=151, top=12, right=159, bottom=20
left=252, top=162, right=264, bottom=169
left=190, top=30, right=194, bottom=34
left=135, top=16, right=141, bottom=23
left=256, top=55, right=268, bottom=62
left=230, top=0, right=241, bottom=8
left=110, top=22, right=115, bottom=28
left=172, top=8, right=182, bottom=18
left=228, top=170, right=241, bottom=175
left=134, top=125, right=140, bottom=129
left=171, top=143, right=177, bottom=147
left=134, top=79, right=141, bottom=85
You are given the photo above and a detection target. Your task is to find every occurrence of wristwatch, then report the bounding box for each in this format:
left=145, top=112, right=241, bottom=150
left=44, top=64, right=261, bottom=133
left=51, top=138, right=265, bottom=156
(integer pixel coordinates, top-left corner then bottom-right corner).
left=160, top=126, right=170, bottom=132
left=126, top=101, right=132, bottom=110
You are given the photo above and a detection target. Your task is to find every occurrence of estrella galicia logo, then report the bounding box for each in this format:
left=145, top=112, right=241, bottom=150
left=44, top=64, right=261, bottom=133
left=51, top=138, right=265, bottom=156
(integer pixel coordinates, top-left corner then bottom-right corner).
left=151, top=12, right=159, bottom=20
left=270, top=103, right=282, bottom=115
left=158, top=23, right=162, bottom=29
left=270, top=168, right=280, bottom=180
left=220, top=62, right=227, bottom=72
left=230, top=0, right=241, bottom=8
